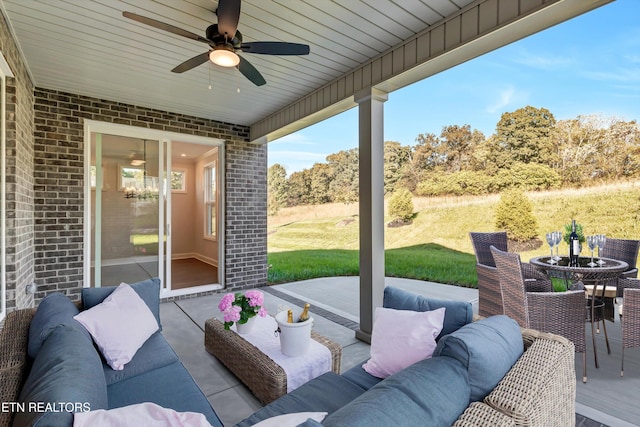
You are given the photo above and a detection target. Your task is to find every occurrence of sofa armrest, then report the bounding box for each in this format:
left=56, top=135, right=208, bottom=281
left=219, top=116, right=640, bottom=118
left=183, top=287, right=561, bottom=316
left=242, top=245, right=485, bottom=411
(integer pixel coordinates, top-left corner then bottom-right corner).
left=453, top=402, right=515, bottom=427
left=483, top=331, right=575, bottom=427
left=0, top=308, right=36, bottom=426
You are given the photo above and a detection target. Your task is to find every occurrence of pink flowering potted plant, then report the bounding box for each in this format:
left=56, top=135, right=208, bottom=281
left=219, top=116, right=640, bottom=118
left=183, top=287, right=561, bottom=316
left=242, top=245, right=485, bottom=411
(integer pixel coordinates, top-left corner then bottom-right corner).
left=218, top=290, right=268, bottom=333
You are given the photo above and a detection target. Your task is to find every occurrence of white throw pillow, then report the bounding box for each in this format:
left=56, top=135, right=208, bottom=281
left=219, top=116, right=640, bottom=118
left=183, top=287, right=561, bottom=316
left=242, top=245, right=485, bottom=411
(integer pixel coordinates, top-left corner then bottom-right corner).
left=252, top=412, right=327, bottom=427
left=362, top=306, right=445, bottom=378
left=74, top=282, right=159, bottom=370
left=73, top=402, right=212, bottom=427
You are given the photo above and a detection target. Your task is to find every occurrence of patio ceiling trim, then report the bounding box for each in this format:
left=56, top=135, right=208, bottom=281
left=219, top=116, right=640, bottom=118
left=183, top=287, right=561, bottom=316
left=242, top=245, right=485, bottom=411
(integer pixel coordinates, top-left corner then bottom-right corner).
left=249, top=0, right=613, bottom=145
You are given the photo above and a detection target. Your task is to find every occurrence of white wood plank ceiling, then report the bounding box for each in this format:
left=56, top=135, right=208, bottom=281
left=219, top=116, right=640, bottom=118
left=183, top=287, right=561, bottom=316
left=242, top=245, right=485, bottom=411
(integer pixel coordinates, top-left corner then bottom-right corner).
left=1, top=0, right=477, bottom=127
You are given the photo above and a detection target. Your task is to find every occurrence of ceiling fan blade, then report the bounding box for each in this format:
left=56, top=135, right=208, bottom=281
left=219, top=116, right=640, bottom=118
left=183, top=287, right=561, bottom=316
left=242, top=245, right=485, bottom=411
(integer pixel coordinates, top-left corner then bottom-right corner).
left=123, top=11, right=209, bottom=44
left=171, top=52, right=210, bottom=73
left=240, top=42, right=310, bottom=55
left=216, top=0, right=241, bottom=39
left=238, top=56, right=266, bottom=86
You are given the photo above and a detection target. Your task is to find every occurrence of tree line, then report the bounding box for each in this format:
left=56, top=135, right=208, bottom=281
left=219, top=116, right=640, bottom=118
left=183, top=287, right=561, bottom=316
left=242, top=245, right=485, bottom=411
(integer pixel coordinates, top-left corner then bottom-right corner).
left=268, top=106, right=640, bottom=214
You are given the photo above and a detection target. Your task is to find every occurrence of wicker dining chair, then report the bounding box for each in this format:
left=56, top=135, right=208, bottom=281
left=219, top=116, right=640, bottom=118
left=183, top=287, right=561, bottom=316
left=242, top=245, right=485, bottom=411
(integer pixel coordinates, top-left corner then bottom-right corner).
left=600, top=238, right=640, bottom=297
left=470, top=232, right=552, bottom=318
left=622, top=287, right=640, bottom=377
left=490, top=245, right=588, bottom=382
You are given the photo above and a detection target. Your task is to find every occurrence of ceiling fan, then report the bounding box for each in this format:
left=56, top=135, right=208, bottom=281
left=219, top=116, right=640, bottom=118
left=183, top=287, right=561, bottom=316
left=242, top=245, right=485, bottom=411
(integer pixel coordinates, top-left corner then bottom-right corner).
left=123, top=0, right=310, bottom=86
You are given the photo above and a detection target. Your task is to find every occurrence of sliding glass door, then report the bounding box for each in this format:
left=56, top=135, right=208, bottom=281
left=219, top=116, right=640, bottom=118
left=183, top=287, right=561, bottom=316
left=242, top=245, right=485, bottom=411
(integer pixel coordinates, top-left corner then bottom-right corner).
left=84, top=121, right=224, bottom=295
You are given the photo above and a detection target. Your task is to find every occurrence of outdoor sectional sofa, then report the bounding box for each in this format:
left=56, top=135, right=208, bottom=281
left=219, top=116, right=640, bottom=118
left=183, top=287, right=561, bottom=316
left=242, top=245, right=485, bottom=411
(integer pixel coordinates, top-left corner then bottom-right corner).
left=236, top=286, right=576, bottom=427
left=0, top=278, right=222, bottom=427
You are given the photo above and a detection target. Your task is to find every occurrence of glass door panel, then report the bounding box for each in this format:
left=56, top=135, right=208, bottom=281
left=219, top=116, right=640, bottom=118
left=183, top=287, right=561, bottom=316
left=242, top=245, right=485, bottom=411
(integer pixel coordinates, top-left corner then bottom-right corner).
left=90, top=134, right=162, bottom=287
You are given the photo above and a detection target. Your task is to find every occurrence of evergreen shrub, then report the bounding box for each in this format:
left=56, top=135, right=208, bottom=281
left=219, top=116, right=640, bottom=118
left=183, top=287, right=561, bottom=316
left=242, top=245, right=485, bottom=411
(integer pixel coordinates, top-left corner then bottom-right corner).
left=495, top=189, right=539, bottom=241
left=388, top=188, right=414, bottom=221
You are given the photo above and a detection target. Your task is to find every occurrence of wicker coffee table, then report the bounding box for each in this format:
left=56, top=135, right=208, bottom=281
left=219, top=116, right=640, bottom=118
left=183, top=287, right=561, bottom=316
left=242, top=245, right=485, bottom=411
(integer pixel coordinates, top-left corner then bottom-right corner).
left=204, top=317, right=342, bottom=404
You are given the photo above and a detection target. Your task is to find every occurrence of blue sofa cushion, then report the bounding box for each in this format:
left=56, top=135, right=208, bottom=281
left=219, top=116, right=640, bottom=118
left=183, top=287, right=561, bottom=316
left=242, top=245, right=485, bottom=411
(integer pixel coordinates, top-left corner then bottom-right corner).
left=106, top=361, right=222, bottom=427
left=102, top=331, right=179, bottom=385
left=28, top=292, right=91, bottom=359
left=433, top=315, right=523, bottom=402
left=383, top=286, right=473, bottom=340
left=234, top=372, right=368, bottom=427
left=16, top=324, right=108, bottom=427
left=81, top=277, right=162, bottom=330
left=322, top=356, right=470, bottom=427
left=341, top=364, right=383, bottom=391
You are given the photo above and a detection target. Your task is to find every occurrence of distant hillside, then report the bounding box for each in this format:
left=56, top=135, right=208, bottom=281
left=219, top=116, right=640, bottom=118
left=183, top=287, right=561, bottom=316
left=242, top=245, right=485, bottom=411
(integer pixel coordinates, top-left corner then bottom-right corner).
left=267, top=182, right=640, bottom=285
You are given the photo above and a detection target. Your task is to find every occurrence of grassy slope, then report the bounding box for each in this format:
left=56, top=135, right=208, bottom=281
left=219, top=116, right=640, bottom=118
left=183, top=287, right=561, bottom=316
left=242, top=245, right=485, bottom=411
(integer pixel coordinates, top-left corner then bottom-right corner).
left=267, top=182, right=640, bottom=286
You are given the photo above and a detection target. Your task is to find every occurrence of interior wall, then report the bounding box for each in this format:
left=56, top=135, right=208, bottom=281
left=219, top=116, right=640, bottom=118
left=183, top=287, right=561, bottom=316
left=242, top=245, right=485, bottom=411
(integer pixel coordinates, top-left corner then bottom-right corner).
left=171, top=159, right=196, bottom=257
left=194, top=150, right=218, bottom=265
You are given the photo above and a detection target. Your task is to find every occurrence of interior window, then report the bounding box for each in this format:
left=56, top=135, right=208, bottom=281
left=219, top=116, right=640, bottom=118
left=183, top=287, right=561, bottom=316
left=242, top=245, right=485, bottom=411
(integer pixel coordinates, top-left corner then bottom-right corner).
left=204, top=161, right=217, bottom=240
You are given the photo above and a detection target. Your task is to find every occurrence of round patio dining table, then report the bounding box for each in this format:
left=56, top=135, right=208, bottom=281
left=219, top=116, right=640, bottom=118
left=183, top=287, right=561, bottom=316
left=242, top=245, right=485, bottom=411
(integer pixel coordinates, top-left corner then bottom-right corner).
left=529, top=256, right=628, bottom=368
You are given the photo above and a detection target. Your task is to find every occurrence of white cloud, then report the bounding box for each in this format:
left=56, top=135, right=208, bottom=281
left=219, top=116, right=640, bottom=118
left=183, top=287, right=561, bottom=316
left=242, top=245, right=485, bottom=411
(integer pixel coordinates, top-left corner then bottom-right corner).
left=486, top=86, right=515, bottom=114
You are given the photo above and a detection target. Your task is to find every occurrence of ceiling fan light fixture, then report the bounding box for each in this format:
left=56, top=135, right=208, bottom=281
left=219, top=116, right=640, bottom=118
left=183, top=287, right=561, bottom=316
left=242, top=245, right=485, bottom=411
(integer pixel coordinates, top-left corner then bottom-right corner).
left=209, top=48, right=239, bottom=67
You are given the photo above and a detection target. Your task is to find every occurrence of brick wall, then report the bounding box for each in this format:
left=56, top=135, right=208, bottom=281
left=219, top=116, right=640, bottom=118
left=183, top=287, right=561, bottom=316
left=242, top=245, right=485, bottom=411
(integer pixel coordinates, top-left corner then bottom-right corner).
left=1, top=12, right=36, bottom=311
left=31, top=88, right=268, bottom=303
left=225, top=141, right=268, bottom=290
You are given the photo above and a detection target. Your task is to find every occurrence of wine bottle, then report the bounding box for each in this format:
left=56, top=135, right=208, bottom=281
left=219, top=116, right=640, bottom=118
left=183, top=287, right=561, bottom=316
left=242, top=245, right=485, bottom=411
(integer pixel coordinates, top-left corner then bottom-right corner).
left=298, top=303, right=310, bottom=323
left=287, top=309, right=294, bottom=323
left=569, top=220, right=580, bottom=267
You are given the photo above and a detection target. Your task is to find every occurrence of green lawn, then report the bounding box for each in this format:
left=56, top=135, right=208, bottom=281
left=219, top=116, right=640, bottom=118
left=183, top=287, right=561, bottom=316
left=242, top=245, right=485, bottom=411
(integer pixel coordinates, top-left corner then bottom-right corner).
left=267, top=182, right=640, bottom=287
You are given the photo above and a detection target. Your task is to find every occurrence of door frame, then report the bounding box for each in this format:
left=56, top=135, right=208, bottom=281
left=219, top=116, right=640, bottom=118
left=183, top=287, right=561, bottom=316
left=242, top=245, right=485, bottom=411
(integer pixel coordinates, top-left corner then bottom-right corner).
left=0, top=52, right=14, bottom=321
left=83, top=120, right=225, bottom=297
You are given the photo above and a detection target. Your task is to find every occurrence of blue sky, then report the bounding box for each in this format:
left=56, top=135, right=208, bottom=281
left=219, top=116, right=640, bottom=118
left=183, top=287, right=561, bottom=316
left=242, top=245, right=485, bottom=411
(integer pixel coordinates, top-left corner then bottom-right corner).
left=268, top=0, right=640, bottom=174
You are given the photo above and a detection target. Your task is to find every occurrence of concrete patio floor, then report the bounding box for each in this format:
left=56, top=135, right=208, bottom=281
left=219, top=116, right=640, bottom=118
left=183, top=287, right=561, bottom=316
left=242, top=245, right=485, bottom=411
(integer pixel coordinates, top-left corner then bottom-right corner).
left=160, top=277, right=639, bottom=427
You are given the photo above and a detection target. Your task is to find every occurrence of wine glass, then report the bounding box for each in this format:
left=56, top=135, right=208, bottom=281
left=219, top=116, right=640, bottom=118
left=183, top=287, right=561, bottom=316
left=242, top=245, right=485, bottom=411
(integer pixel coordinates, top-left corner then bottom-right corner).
left=587, top=235, right=597, bottom=267
left=596, top=234, right=606, bottom=265
left=546, top=232, right=557, bottom=264
left=553, top=230, right=562, bottom=261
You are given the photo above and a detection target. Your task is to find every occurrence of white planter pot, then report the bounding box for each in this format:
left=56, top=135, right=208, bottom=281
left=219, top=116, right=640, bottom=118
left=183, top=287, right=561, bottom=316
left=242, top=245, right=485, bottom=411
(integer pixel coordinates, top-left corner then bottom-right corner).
left=235, top=316, right=256, bottom=334
left=275, top=310, right=313, bottom=356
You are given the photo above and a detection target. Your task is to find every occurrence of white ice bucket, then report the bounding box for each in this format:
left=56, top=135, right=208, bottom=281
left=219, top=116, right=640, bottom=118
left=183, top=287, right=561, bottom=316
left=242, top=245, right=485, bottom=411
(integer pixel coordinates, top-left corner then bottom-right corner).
left=275, top=310, right=314, bottom=357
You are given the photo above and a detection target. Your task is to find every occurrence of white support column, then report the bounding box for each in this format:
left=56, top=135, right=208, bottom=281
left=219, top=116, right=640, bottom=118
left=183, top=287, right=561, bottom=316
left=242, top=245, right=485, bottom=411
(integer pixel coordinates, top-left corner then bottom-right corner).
left=354, top=87, right=388, bottom=343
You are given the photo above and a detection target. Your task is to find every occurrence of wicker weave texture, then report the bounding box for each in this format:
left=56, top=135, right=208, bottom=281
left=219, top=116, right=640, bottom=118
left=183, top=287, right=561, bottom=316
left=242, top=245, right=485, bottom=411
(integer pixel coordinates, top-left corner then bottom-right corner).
left=0, top=309, right=36, bottom=427
left=600, top=238, right=640, bottom=296
left=470, top=232, right=508, bottom=317
left=470, top=232, right=508, bottom=267
left=476, top=264, right=503, bottom=317
left=618, top=277, right=640, bottom=300
left=601, top=238, right=640, bottom=272
left=491, top=246, right=587, bottom=382
left=471, top=233, right=551, bottom=317
left=527, top=291, right=586, bottom=353
left=484, top=333, right=576, bottom=427
left=204, top=318, right=341, bottom=404
left=453, top=402, right=516, bottom=427
left=491, top=247, right=530, bottom=329
left=623, top=288, right=640, bottom=349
